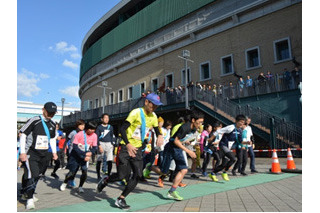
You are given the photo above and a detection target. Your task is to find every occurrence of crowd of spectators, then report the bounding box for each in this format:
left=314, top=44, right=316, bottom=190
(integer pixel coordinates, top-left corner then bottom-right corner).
left=141, top=66, right=302, bottom=101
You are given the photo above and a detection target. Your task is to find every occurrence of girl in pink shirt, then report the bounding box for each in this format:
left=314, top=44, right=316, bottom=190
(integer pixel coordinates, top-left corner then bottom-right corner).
left=60, top=122, right=100, bottom=193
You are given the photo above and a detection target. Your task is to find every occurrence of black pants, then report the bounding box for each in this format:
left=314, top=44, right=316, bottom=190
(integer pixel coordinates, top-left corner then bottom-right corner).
left=107, top=145, right=143, bottom=197
left=58, top=150, right=65, bottom=168
left=232, top=148, right=248, bottom=173
left=213, top=148, right=236, bottom=173
left=202, top=149, right=221, bottom=173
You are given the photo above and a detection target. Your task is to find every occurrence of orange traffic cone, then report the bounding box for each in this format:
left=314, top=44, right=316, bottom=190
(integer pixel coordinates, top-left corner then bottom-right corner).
left=271, top=149, right=282, bottom=173
left=286, top=148, right=296, bottom=170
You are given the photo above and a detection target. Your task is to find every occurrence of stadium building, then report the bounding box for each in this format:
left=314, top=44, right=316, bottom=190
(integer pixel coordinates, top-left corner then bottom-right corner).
left=78, top=0, right=301, bottom=111
left=63, top=0, right=302, bottom=153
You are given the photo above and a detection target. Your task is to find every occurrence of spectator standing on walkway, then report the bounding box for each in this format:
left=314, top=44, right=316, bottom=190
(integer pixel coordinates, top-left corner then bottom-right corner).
left=246, top=117, right=258, bottom=173
left=19, top=102, right=58, bottom=210
left=60, top=121, right=99, bottom=193
left=246, top=76, right=253, bottom=87
left=207, top=114, right=245, bottom=181
left=95, top=113, right=116, bottom=180
left=96, top=93, right=164, bottom=210
left=283, top=68, right=292, bottom=89
left=265, top=71, right=273, bottom=80
left=239, top=77, right=245, bottom=96
left=291, top=66, right=300, bottom=88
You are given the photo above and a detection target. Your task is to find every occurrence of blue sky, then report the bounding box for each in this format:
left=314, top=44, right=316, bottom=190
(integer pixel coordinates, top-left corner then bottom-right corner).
left=17, top=0, right=121, bottom=108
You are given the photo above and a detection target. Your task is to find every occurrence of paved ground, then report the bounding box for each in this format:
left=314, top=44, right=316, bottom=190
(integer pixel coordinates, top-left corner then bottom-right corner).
left=17, top=157, right=302, bottom=212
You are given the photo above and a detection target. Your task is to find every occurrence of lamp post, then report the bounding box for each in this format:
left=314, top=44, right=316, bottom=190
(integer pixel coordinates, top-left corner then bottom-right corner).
left=61, top=98, right=65, bottom=129
left=178, top=50, right=193, bottom=109
left=97, top=81, right=112, bottom=114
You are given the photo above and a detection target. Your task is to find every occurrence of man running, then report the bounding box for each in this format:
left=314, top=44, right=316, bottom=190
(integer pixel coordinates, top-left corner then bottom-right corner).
left=19, top=102, right=58, bottom=210
left=160, top=110, right=204, bottom=201
left=96, top=93, right=164, bottom=210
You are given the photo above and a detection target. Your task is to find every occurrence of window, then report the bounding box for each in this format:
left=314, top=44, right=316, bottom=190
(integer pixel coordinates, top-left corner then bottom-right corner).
left=140, top=82, right=145, bottom=94
left=246, top=47, right=261, bottom=70
left=199, top=61, right=211, bottom=81
left=95, top=98, right=99, bottom=108
left=165, top=73, right=174, bottom=88
left=128, top=86, right=133, bottom=100
left=109, top=92, right=114, bottom=105
left=273, top=37, right=292, bottom=63
left=220, top=54, right=234, bottom=76
left=181, top=68, right=191, bottom=85
left=118, top=89, right=124, bottom=102
left=151, top=78, right=159, bottom=92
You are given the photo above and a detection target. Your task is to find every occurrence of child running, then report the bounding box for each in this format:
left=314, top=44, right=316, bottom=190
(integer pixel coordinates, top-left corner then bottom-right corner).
left=207, top=115, right=246, bottom=181
left=60, top=121, right=99, bottom=193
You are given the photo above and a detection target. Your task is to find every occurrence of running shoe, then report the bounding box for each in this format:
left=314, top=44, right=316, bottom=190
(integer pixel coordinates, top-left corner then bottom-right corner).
left=78, top=187, right=84, bottom=193
left=178, top=182, right=187, bottom=187
left=67, top=180, right=76, bottom=188
left=21, top=194, right=38, bottom=202
left=96, top=176, right=108, bottom=193
left=232, top=170, right=237, bottom=176
left=158, top=177, right=164, bottom=188
left=60, top=183, right=67, bottom=191
left=240, top=172, right=248, bottom=176
left=115, top=198, right=130, bottom=210
left=209, top=173, right=219, bottom=182
left=167, top=191, right=183, bottom=201
left=26, top=198, right=35, bottom=210
left=202, top=172, right=208, bottom=177
left=51, top=172, right=59, bottom=179
left=221, top=172, right=230, bottom=181
left=190, top=174, right=199, bottom=179
left=251, top=169, right=258, bottom=173
left=143, top=165, right=151, bottom=179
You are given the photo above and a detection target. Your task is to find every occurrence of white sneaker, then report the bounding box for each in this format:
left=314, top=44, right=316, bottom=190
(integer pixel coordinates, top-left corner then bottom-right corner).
left=33, top=195, right=39, bottom=202
left=78, top=187, right=84, bottom=193
left=26, top=198, right=35, bottom=210
left=60, top=183, right=67, bottom=191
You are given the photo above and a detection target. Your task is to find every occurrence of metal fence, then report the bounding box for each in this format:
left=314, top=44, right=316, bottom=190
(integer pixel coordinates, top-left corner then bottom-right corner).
left=63, top=74, right=302, bottom=152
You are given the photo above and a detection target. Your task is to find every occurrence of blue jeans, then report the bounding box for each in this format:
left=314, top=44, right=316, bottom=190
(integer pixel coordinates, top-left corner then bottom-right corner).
left=247, top=146, right=256, bottom=171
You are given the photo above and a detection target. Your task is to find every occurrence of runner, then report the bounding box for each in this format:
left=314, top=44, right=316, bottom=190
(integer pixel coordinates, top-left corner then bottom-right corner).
left=19, top=102, right=58, bottom=210
left=207, top=114, right=246, bottom=181
left=232, top=120, right=251, bottom=176
left=96, top=93, right=164, bottom=210
left=160, top=110, right=204, bottom=201
left=95, top=113, right=116, bottom=181
left=60, top=121, right=99, bottom=193
left=65, top=119, right=86, bottom=188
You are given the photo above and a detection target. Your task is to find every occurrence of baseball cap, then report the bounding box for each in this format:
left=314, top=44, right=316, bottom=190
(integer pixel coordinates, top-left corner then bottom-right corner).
left=44, top=102, right=57, bottom=113
left=146, top=93, right=163, bottom=106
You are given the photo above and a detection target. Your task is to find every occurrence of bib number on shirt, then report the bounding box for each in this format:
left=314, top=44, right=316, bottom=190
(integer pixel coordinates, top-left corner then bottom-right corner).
left=132, top=126, right=149, bottom=141
left=35, top=135, right=49, bottom=150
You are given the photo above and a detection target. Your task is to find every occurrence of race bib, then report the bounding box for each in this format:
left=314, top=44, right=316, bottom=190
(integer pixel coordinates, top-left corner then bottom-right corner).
left=132, top=126, right=148, bottom=141
left=228, top=141, right=235, bottom=149
left=35, top=135, right=49, bottom=150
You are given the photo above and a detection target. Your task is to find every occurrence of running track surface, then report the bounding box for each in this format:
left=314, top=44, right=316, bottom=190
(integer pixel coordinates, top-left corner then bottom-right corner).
left=38, top=173, right=300, bottom=212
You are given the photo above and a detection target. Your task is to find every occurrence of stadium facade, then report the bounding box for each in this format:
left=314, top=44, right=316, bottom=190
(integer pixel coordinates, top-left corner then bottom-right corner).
left=79, top=0, right=302, bottom=111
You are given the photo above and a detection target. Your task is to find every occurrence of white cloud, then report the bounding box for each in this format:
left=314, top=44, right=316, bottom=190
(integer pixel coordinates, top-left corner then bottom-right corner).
left=17, top=69, right=41, bottom=97
left=17, top=69, right=51, bottom=97
left=59, top=86, right=79, bottom=98
left=39, top=73, right=50, bottom=79
left=62, top=59, right=79, bottom=70
left=51, top=41, right=77, bottom=54
left=70, top=53, right=81, bottom=59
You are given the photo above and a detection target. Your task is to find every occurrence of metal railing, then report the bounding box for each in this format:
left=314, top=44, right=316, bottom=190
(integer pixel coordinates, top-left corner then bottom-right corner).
left=64, top=77, right=302, bottom=151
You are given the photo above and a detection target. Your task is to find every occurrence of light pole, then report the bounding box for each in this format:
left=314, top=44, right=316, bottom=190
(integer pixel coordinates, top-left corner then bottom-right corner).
left=61, top=98, right=65, bottom=129
left=178, top=50, right=193, bottom=109
left=97, top=81, right=112, bottom=114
